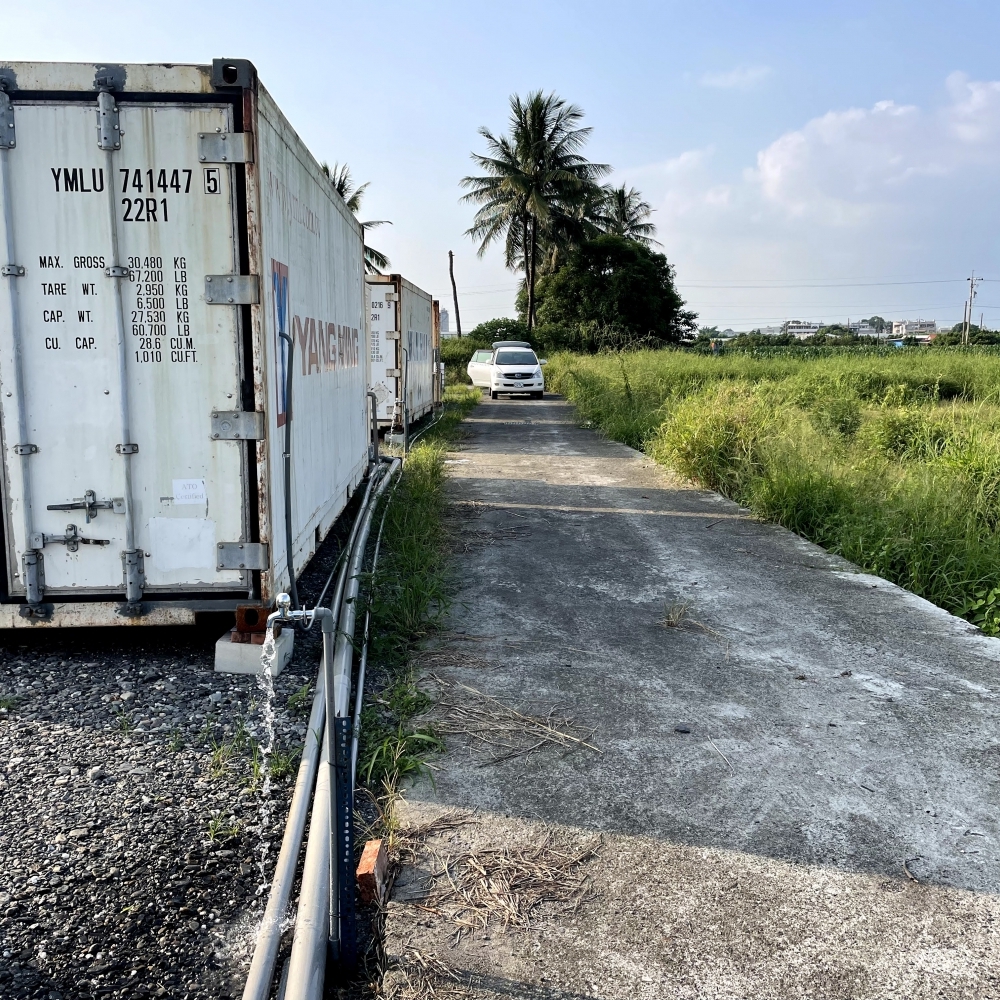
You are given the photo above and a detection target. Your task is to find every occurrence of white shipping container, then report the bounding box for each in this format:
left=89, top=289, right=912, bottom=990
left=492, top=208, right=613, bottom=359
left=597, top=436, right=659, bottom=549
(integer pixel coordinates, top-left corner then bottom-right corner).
left=0, top=59, right=370, bottom=627
left=366, top=275, right=434, bottom=428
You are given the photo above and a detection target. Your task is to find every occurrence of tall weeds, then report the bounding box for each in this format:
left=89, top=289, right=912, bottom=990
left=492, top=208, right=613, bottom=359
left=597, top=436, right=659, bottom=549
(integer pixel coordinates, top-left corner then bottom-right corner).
left=548, top=349, right=1000, bottom=629
left=358, top=387, right=480, bottom=795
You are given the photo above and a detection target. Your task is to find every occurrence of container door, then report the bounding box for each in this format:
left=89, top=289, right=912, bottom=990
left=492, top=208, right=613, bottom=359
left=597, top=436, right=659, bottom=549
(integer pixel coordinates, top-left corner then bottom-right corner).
left=0, top=100, right=247, bottom=598
left=367, top=281, right=399, bottom=423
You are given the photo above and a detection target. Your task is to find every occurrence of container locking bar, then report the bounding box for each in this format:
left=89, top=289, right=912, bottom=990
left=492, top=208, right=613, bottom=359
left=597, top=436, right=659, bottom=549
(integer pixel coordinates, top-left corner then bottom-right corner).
left=47, top=490, right=124, bottom=523
left=96, top=87, right=143, bottom=607
left=197, top=132, right=252, bottom=164
left=31, top=524, right=111, bottom=553
left=205, top=274, right=259, bottom=305
left=0, top=87, right=43, bottom=606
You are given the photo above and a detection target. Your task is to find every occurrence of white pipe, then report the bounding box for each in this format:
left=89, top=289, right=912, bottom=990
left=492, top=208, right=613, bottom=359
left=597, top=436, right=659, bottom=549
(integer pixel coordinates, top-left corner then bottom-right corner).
left=264, top=458, right=402, bottom=1000
left=283, top=727, right=331, bottom=1000
left=241, top=670, right=326, bottom=1000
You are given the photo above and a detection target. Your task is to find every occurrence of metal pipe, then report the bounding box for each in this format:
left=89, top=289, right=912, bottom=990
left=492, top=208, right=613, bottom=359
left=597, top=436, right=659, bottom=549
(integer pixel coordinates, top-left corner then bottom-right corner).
left=311, top=465, right=382, bottom=614
left=99, top=92, right=142, bottom=607
left=0, top=129, right=42, bottom=607
left=260, top=461, right=400, bottom=998
left=245, top=460, right=384, bottom=1000
left=283, top=726, right=331, bottom=1000
left=266, top=602, right=336, bottom=998
left=401, top=346, right=409, bottom=454
left=350, top=461, right=402, bottom=784
left=280, top=329, right=299, bottom=608
left=328, top=459, right=400, bottom=970
left=331, top=460, right=400, bottom=719
left=366, top=390, right=379, bottom=464
left=241, top=669, right=327, bottom=1000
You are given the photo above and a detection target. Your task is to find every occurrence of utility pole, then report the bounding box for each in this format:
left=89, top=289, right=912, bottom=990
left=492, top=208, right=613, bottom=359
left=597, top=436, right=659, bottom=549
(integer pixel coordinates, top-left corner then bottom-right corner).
left=448, top=250, right=462, bottom=339
left=964, top=271, right=982, bottom=345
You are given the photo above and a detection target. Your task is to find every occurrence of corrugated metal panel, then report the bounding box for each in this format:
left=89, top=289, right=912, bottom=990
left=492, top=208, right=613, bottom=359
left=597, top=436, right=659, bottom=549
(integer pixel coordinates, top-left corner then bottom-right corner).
left=366, top=275, right=399, bottom=426
left=366, top=274, right=434, bottom=427
left=0, top=63, right=370, bottom=618
left=254, top=85, right=368, bottom=598
left=400, top=278, right=433, bottom=421
left=0, top=101, right=245, bottom=596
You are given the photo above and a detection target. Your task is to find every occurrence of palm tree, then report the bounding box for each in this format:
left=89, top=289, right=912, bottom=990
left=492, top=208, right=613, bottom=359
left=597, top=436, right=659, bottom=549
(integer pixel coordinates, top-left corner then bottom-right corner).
left=461, top=91, right=609, bottom=333
left=598, top=184, right=659, bottom=245
left=321, top=161, right=391, bottom=274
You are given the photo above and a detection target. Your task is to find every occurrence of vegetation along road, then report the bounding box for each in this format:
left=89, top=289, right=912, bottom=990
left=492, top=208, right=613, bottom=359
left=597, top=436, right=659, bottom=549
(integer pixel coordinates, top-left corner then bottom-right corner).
left=382, top=389, right=999, bottom=999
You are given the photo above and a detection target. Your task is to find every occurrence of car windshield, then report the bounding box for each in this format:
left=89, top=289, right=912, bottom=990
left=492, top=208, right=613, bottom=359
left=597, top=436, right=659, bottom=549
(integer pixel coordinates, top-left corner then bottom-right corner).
left=495, top=350, right=537, bottom=366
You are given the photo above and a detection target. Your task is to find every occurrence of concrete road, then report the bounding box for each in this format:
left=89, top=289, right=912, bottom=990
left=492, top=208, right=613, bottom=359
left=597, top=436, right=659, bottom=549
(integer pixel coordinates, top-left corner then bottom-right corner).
left=383, top=394, right=1000, bottom=1000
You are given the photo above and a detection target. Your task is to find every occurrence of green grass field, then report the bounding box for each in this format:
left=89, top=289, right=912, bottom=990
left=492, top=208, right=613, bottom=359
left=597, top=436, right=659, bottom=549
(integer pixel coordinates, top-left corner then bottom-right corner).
left=545, top=348, right=1000, bottom=634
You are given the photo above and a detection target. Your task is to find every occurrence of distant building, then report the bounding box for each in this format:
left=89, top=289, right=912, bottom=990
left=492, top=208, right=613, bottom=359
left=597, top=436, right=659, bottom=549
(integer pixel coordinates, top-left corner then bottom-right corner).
left=784, top=320, right=823, bottom=339
left=892, top=318, right=936, bottom=337
left=848, top=320, right=879, bottom=337
left=440, top=308, right=450, bottom=333
left=758, top=325, right=784, bottom=337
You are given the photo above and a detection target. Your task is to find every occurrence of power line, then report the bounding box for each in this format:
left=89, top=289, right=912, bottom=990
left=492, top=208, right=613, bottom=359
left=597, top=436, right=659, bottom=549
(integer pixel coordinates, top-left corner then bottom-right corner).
left=681, top=278, right=967, bottom=290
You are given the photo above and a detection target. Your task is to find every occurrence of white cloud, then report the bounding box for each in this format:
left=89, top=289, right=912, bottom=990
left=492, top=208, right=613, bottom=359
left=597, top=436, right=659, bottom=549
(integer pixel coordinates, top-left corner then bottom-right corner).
left=632, top=74, right=1000, bottom=329
left=700, top=65, right=772, bottom=90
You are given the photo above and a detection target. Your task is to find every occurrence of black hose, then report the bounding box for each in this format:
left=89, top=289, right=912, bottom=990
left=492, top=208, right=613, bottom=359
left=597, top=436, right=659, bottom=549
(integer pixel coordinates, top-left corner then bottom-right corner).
left=279, top=330, right=299, bottom=610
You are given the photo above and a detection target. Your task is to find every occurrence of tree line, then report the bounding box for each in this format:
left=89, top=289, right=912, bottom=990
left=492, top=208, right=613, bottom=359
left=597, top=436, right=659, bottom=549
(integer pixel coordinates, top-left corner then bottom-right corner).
left=461, top=91, right=696, bottom=352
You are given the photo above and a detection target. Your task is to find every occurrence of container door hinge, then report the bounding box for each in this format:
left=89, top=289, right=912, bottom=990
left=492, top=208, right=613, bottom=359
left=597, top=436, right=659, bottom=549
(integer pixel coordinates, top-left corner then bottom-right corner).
left=384, top=292, right=398, bottom=302
left=2, top=265, right=24, bottom=277
left=13, top=443, right=37, bottom=456
left=0, top=90, right=14, bottom=150
left=105, top=265, right=131, bottom=278
left=122, top=550, right=144, bottom=595
left=20, top=550, right=44, bottom=607
left=116, top=443, right=139, bottom=455
left=385, top=331, right=400, bottom=340
left=96, top=92, right=121, bottom=151
left=205, top=274, right=259, bottom=304
left=217, top=541, right=269, bottom=571
left=211, top=410, right=265, bottom=440
left=197, top=132, right=253, bottom=164
left=386, top=368, right=402, bottom=378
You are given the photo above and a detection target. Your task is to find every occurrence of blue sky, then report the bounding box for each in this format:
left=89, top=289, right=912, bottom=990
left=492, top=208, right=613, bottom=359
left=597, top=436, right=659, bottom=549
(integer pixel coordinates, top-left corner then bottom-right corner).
left=8, top=0, right=1000, bottom=330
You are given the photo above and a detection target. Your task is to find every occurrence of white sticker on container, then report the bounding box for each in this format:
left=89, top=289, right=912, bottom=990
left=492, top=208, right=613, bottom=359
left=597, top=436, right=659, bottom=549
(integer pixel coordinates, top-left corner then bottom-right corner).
left=148, top=518, right=216, bottom=573
left=173, top=479, right=207, bottom=505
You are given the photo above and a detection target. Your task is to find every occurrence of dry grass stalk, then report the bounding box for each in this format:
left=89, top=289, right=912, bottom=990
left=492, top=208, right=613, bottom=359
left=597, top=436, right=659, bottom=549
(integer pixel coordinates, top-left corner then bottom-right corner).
left=430, top=678, right=600, bottom=763
left=423, top=833, right=599, bottom=942
left=662, top=600, right=690, bottom=628
left=454, top=524, right=532, bottom=553
left=416, top=649, right=495, bottom=673
left=660, top=599, right=724, bottom=639
left=379, top=949, right=469, bottom=1000
left=393, top=811, right=474, bottom=868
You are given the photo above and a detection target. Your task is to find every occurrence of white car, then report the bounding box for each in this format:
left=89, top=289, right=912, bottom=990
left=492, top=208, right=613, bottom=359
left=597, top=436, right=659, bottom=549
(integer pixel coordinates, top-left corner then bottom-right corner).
left=467, top=341, right=547, bottom=399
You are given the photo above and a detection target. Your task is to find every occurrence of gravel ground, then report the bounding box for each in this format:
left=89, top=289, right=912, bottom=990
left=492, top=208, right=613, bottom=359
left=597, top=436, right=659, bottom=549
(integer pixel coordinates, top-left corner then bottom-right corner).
left=0, top=507, right=359, bottom=1000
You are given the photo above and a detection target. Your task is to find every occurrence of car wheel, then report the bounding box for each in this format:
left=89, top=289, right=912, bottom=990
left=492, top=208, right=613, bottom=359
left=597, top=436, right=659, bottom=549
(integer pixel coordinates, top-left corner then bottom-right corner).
left=532, top=391, right=543, bottom=399
left=490, top=390, right=498, bottom=400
